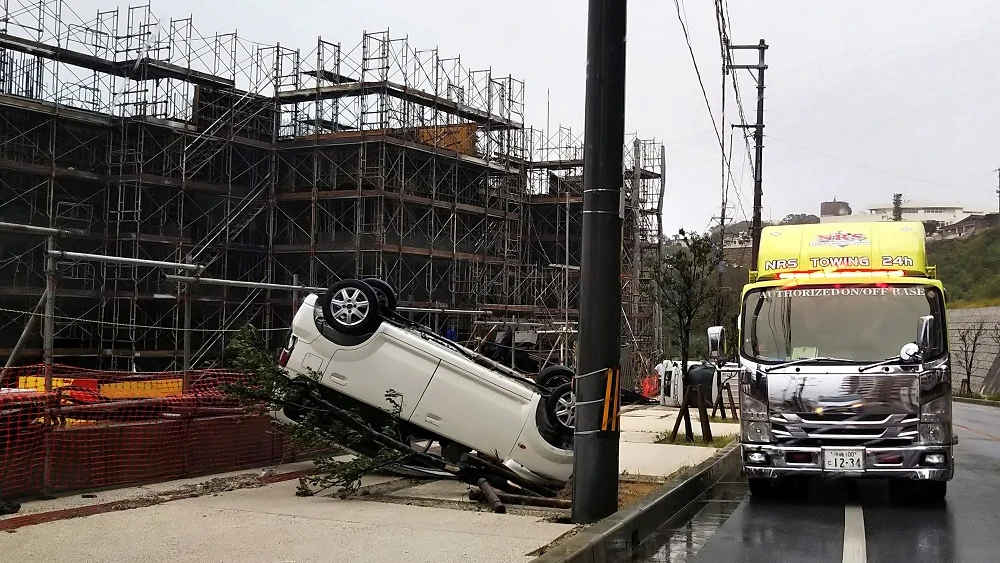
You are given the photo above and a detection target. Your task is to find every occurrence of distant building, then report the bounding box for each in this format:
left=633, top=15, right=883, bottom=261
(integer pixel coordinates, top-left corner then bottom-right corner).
left=819, top=198, right=982, bottom=227
left=938, top=213, right=999, bottom=239
left=820, top=199, right=852, bottom=218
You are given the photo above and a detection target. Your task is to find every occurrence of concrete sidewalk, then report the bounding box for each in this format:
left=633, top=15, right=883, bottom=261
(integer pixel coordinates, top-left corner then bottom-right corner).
left=0, top=476, right=575, bottom=563
left=617, top=404, right=740, bottom=478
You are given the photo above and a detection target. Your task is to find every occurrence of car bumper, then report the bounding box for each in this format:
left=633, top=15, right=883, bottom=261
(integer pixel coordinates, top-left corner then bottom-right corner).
left=742, top=444, right=954, bottom=481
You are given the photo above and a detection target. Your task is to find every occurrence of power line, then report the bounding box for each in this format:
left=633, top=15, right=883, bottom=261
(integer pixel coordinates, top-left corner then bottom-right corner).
left=674, top=0, right=722, bottom=149
left=766, top=135, right=963, bottom=189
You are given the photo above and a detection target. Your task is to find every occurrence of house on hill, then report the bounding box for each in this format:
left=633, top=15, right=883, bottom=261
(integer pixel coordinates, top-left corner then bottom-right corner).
left=938, top=213, right=999, bottom=239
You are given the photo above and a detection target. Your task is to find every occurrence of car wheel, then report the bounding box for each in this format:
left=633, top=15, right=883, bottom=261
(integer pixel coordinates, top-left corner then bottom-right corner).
left=537, top=364, right=574, bottom=389
left=545, top=382, right=575, bottom=434
left=362, top=278, right=398, bottom=312
left=320, top=279, right=382, bottom=336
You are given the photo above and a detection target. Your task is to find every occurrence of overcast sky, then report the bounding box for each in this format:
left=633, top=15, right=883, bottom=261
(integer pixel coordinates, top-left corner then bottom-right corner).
left=61, top=0, right=1000, bottom=232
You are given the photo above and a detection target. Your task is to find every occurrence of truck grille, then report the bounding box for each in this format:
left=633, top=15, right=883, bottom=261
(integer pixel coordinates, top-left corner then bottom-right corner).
left=770, top=412, right=919, bottom=447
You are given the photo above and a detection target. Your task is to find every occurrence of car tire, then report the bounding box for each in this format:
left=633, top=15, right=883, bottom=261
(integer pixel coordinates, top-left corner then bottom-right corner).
left=537, top=364, right=574, bottom=389
left=362, top=278, right=398, bottom=312
left=320, top=279, right=382, bottom=336
left=545, top=382, right=575, bottom=435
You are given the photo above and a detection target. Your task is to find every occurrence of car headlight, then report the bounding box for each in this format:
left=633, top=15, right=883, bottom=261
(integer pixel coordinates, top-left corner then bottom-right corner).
left=919, top=422, right=950, bottom=445
left=743, top=421, right=773, bottom=444
left=920, top=394, right=952, bottom=423
left=741, top=393, right=768, bottom=422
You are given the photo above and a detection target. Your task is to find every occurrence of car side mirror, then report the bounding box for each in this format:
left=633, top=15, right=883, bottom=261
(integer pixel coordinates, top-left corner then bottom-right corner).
left=917, top=315, right=935, bottom=352
left=708, top=326, right=726, bottom=364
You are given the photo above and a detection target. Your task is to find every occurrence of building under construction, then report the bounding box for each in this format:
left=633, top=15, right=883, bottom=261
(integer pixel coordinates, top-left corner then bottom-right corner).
left=0, top=2, right=665, bottom=386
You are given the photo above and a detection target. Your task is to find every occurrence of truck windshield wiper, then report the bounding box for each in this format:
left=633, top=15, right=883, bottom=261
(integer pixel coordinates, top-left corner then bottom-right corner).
left=763, top=356, right=854, bottom=372
left=858, top=355, right=915, bottom=373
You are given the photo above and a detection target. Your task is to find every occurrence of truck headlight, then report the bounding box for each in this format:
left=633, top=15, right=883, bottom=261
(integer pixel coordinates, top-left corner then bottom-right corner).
left=919, top=422, right=951, bottom=445
left=743, top=421, right=772, bottom=444
left=920, top=394, right=952, bottom=423
left=741, top=393, right=768, bottom=422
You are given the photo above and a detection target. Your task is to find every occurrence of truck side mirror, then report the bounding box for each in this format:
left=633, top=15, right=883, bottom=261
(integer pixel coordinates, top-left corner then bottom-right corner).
left=708, top=326, right=726, bottom=363
left=917, top=315, right=935, bottom=352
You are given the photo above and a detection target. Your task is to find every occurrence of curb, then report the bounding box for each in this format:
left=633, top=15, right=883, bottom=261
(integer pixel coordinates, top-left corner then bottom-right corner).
left=955, top=396, right=1000, bottom=409
left=531, top=440, right=742, bottom=563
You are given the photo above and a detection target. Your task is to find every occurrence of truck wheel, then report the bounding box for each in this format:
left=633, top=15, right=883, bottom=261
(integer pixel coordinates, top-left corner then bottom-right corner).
left=362, top=278, right=398, bottom=312
left=545, top=382, right=575, bottom=435
left=747, top=478, right=773, bottom=497
left=922, top=481, right=947, bottom=502
left=321, top=279, right=382, bottom=336
left=537, top=364, right=574, bottom=389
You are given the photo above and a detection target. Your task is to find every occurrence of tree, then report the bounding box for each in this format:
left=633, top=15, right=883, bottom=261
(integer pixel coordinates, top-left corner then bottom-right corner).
left=892, top=193, right=904, bottom=221
left=779, top=213, right=820, bottom=226
left=954, top=322, right=985, bottom=395
left=923, top=220, right=940, bottom=236
left=650, top=229, right=722, bottom=437
left=223, top=325, right=412, bottom=497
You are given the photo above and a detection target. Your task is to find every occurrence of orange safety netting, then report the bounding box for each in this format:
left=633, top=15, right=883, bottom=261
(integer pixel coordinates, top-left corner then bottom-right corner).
left=0, top=364, right=299, bottom=499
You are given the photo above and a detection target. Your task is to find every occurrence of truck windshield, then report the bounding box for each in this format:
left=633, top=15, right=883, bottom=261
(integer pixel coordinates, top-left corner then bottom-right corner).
left=741, top=284, right=946, bottom=364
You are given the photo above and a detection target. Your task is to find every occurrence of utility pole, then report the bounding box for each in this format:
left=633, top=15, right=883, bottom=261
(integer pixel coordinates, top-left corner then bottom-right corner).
left=729, top=40, right=768, bottom=268
left=995, top=168, right=999, bottom=226
left=573, top=0, right=627, bottom=524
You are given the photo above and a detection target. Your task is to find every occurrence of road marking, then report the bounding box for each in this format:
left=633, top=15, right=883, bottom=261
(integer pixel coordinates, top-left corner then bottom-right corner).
left=842, top=504, right=867, bottom=563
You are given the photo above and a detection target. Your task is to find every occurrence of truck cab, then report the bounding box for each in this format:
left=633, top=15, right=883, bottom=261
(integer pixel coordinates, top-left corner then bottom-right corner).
left=707, top=221, right=954, bottom=500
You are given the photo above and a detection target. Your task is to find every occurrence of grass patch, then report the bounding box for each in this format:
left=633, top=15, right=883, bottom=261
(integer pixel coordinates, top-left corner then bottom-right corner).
left=653, top=432, right=738, bottom=448
left=618, top=480, right=661, bottom=510
left=927, top=228, right=1000, bottom=306
left=955, top=391, right=1000, bottom=402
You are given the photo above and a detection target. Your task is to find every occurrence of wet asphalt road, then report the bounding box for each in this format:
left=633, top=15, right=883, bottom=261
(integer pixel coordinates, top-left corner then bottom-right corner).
left=624, top=402, right=1000, bottom=563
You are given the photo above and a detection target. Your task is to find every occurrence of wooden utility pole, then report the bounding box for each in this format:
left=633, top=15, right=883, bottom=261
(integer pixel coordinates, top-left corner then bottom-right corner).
left=729, top=40, right=768, bottom=268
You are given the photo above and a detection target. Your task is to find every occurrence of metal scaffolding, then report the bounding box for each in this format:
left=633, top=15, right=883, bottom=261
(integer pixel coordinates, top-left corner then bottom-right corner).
left=0, top=1, right=664, bottom=389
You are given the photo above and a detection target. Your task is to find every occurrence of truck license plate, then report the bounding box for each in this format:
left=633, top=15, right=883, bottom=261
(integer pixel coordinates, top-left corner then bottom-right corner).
left=823, top=448, right=865, bottom=471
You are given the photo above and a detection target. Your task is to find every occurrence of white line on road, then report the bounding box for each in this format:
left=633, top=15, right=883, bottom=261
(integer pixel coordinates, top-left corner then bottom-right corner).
left=842, top=504, right=867, bottom=563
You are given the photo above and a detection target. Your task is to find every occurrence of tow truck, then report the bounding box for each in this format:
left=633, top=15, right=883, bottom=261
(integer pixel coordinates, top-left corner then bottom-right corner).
left=706, top=221, right=954, bottom=500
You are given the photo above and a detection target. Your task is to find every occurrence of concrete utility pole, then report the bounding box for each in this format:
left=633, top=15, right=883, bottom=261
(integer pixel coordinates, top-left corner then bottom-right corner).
left=729, top=40, right=768, bottom=268
left=572, top=0, right=627, bottom=524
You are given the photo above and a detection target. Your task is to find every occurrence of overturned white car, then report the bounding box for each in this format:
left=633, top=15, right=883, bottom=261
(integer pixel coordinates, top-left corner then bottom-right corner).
left=273, top=278, right=574, bottom=487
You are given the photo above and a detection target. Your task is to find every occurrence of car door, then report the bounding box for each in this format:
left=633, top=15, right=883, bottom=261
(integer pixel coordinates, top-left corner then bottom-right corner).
left=323, top=328, right=441, bottom=421
left=409, top=356, right=533, bottom=460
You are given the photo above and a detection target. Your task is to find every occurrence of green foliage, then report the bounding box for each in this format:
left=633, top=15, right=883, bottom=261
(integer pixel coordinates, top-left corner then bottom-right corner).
left=779, top=213, right=820, bottom=226
left=927, top=226, right=1000, bottom=307
left=649, top=230, right=723, bottom=380
left=223, top=325, right=411, bottom=497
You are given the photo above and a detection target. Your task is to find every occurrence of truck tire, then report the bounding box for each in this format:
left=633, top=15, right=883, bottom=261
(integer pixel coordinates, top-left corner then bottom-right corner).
left=362, top=278, right=398, bottom=313
left=747, top=477, right=773, bottom=497
left=320, top=279, right=382, bottom=336
left=537, top=364, right=574, bottom=389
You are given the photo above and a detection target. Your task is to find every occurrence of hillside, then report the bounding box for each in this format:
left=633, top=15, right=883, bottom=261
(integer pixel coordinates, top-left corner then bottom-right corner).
left=928, top=226, right=1000, bottom=308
